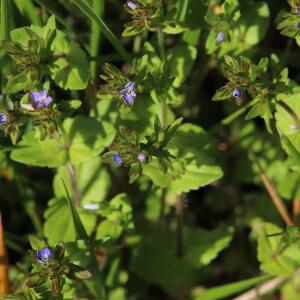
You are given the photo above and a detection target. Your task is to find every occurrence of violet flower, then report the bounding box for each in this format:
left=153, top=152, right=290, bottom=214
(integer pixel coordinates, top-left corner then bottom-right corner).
left=137, top=152, right=146, bottom=163
left=127, top=1, right=137, bottom=10
left=119, top=82, right=136, bottom=106
left=36, top=248, right=52, bottom=264
left=113, top=152, right=122, bottom=166
left=0, top=113, right=9, bottom=124
left=31, top=89, right=53, bottom=108
left=216, top=31, right=225, bottom=43
left=232, top=88, right=241, bottom=98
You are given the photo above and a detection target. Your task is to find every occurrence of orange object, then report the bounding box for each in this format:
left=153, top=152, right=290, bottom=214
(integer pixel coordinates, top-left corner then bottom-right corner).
left=0, top=212, right=10, bottom=296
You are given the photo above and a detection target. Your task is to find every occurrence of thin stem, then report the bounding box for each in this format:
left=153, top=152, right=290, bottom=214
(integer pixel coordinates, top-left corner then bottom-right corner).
left=176, top=194, right=184, bottom=258
left=176, top=194, right=185, bottom=300
left=156, top=188, right=166, bottom=228
left=210, top=97, right=260, bottom=133
left=67, top=162, right=81, bottom=207
left=293, top=199, right=300, bottom=225
left=157, top=27, right=166, bottom=60
left=251, top=152, right=294, bottom=226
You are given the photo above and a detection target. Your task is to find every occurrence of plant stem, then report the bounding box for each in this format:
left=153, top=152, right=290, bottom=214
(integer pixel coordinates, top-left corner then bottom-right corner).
left=176, top=194, right=185, bottom=300
left=251, top=153, right=294, bottom=226
left=176, top=194, right=184, bottom=258
left=67, top=162, right=81, bottom=207
left=293, top=199, right=300, bottom=225
left=156, top=188, right=166, bottom=228
left=210, top=97, right=260, bottom=133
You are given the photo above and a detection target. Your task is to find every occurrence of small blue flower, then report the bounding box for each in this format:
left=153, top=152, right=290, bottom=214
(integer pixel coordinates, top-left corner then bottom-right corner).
left=127, top=1, right=137, bottom=10
left=119, top=82, right=136, bottom=106
left=0, top=113, right=9, bottom=124
left=36, top=248, right=52, bottom=264
left=137, top=152, right=146, bottom=163
left=232, top=88, right=241, bottom=98
left=216, top=31, right=225, bottom=43
left=113, top=152, right=122, bottom=166
left=31, top=89, right=53, bottom=108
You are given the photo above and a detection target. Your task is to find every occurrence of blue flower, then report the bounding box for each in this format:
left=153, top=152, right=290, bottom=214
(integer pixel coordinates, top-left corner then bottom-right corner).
left=31, top=89, right=53, bottom=108
left=232, top=88, right=241, bottom=98
left=127, top=1, right=137, bottom=10
left=0, top=113, right=9, bottom=124
left=113, top=152, right=122, bottom=166
left=119, top=82, right=136, bottom=106
left=297, top=21, right=300, bottom=30
left=36, top=248, right=52, bottom=264
left=216, top=31, right=225, bottom=43
left=137, top=152, right=146, bottom=163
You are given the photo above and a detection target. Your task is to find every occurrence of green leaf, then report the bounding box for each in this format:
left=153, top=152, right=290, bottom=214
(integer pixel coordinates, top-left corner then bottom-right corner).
left=132, top=225, right=233, bottom=296
left=10, top=117, right=115, bottom=167
left=43, top=197, right=96, bottom=244
left=144, top=124, right=223, bottom=194
left=4, top=71, right=31, bottom=94
left=28, top=235, right=48, bottom=250
left=50, top=33, right=89, bottom=90
left=10, top=130, right=68, bottom=168
left=195, top=275, right=272, bottom=300
left=257, top=223, right=300, bottom=275
left=63, top=116, right=116, bottom=165
left=275, top=92, right=300, bottom=153
left=96, top=193, right=134, bottom=240
left=167, top=45, right=197, bottom=88
left=237, top=2, right=270, bottom=46
left=53, top=156, right=111, bottom=206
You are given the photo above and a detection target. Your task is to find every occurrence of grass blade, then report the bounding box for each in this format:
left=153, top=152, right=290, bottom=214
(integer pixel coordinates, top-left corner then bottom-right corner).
left=61, top=178, right=88, bottom=240
left=0, top=0, right=10, bottom=40
left=195, top=275, right=272, bottom=300
left=13, top=0, right=41, bottom=26
left=73, top=0, right=131, bottom=61
left=90, top=0, right=104, bottom=78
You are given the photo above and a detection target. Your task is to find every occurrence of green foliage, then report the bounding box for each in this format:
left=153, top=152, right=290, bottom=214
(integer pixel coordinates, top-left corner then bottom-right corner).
left=4, top=1, right=300, bottom=299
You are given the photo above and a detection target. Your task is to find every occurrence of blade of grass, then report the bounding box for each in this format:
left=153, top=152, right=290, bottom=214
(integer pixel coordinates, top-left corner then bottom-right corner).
left=61, top=178, right=106, bottom=299
left=196, top=275, right=272, bottom=300
left=73, top=0, right=131, bottom=61
left=13, top=0, right=41, bottom=26
left=176, top=0, right=189, bottom=22
left=0, top=0, right=10, bottom=40
left=90, top=0, right=104, bottom=79
left=61, top=177, right=88, bottom=240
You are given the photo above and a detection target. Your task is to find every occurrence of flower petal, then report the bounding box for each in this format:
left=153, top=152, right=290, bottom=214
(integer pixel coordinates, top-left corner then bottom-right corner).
left=44, top=96, right=53, bottom=107
left=31, top=92, right=41, bottom=103
left=42, top=89, right=48, bottom=98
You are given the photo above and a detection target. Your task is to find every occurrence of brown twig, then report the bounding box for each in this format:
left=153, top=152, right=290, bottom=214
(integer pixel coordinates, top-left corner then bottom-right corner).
left=293, top=199, right=300, bottom=225
left=0, top=212, right=10, bottom=296
left=252, top=153, right=294, bottom=226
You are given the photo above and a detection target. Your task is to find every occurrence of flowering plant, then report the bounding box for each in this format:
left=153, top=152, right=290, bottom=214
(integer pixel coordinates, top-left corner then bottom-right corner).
left=2, top=1, right=300, bottom=300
